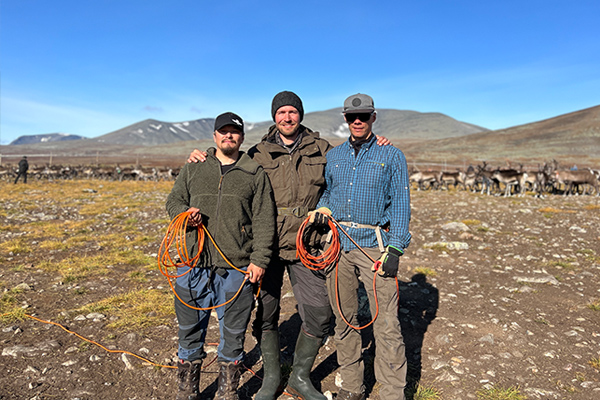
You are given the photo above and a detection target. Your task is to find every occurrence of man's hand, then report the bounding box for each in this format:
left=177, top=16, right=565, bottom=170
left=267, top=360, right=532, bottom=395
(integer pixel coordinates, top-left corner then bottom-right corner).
left=246, top=263, right=265, bottom=283
left=307, top=207, right=332, bottom=227
left=372, top=245, right=403, bottom=277
left=187, top=149, right=207, bottom=163
left=186, top=207, right=202, bottom=226
left=375, top=135, right=391, bottom=146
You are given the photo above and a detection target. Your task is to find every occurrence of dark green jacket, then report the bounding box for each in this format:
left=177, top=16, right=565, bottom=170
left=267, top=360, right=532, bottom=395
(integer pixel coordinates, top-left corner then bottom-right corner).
left=248, top=125, right=331, bottom=260
left=166, top=148, right=276, bottom=271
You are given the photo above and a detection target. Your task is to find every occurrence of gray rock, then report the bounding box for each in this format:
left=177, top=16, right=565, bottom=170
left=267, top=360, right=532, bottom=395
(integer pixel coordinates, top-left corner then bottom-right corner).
left=441, top=222, right=470, bottom=232
left=423, top=241, right=469, bottom=250
left=479, top=334, right=494, bottom=344
left=121, top=353, right=134, bottom=370
left=14, top=283, right=32, bottom=291
left=2, top=340, right=60, bottom=357
left=435, top=334, right=451, bottom=345
left=85, top=312, right=106, bottom=320
left=514, top=276, right=560, bottom=285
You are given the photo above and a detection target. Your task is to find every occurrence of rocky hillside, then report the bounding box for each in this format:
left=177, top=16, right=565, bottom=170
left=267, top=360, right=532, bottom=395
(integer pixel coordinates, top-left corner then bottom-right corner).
left=400, top=105, right=600, bottom=165
left=8, top=109, right=488, bottom=147
left=9, top=133, right=86, bottom=146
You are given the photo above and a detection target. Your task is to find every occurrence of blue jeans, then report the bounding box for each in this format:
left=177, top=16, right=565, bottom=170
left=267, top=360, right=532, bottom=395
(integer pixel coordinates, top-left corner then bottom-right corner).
left=174, top=267, right=254, bottom=363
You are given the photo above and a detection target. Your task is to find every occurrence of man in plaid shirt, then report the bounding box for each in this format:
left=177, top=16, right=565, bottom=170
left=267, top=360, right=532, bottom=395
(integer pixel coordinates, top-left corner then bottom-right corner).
left=312, top=93, right=411, bottom=400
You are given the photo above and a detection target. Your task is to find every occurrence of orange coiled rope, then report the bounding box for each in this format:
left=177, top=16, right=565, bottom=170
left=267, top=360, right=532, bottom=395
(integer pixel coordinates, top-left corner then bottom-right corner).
left=158, top=211, right=204, bottom=277
left=295, top=217, right=341, bottom=270
left=158, top=211, right=250, bottom=311
left=296, top=216, right=402, bottom=330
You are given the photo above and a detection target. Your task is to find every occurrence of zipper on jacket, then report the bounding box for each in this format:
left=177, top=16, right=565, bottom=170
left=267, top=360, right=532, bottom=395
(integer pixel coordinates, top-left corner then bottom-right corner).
left=288, top=154, right=298, bottom=206
left=215, top=174, right=224, bottom=224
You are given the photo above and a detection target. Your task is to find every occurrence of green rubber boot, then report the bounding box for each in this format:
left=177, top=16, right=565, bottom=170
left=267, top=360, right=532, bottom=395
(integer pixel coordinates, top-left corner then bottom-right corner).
left=287, top=330, right=326, bottom=400
left=254, top=330, right=282, bottom=400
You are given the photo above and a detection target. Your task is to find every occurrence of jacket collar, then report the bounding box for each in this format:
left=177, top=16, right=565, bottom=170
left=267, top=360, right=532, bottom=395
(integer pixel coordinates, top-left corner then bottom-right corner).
left=206, top=147, right=260, bottom=174
left=261, top=124, right=320, bottom=153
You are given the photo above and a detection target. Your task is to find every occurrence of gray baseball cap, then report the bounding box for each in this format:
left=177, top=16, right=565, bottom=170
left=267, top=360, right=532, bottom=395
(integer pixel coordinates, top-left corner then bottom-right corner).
left=343, top=93, right=375, bottom=113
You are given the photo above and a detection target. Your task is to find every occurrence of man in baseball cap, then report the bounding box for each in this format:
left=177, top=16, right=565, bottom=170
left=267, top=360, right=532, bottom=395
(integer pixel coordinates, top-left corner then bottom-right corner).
left=312, top=93, right=411, bottom=400
left=168, top=110, right=276, bottom=400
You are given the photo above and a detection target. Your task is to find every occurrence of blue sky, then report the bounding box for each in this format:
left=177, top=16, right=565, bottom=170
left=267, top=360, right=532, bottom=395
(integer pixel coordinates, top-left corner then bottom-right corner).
left=2, top=0, right=599, bottom=144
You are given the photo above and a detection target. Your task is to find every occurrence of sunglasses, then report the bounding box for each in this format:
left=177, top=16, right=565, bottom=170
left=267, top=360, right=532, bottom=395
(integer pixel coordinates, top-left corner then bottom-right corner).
left=344, top=113, right=373, bottom=123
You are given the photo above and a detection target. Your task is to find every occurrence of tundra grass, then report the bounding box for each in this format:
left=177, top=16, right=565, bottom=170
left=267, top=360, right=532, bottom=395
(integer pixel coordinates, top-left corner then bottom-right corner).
left=545, top=260, right=578, bottom=272
left=583, top=204, right=600, bottom=211
left=0, top=286, right=27, bottom=322
left=76, top=289, right=174, bottom=331
left=35, top=248, right=154, bottom=282
left=537, top=207, right=576, bottom=214
left=476, top=385, right=527, bottom=400
left=413, top=267, right=438, bottom=277
left=590, top=357, right=600, bottom=371
left=587, top=299, right=600, bottom=311
left=411, top=384, right=442, bottom=400
left=0, top=237, right=32, bottom=255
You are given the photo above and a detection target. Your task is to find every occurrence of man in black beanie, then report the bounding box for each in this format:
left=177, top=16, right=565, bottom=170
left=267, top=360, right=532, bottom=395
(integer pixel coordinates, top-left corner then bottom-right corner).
left=271, top=90, right=304, bottom=122
left=188, top=92, right=390, bottom=400
left=247, top=92, right=332, bottom=400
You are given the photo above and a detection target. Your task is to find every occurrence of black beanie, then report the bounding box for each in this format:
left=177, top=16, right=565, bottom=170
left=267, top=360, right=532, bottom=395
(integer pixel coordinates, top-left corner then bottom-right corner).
left=271, top=91, right=304, bottom=122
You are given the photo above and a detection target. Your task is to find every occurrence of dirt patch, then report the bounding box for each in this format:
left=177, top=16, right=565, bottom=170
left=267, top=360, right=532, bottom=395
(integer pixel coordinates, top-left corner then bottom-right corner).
left=1, top=181, right=599, bottom=399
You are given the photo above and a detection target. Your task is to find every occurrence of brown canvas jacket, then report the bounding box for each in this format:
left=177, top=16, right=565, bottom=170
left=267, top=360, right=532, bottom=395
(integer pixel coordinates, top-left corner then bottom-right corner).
left=248, top=125, right=332, bottom=260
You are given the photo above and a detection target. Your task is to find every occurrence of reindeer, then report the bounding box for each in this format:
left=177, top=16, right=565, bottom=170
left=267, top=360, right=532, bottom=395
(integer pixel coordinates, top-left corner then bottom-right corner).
left=438, top=170, right=466, bottom=190
left=409, top=170, right=440, bottom=191
left=476, top=162, right=499, bottom=195
left=492, top=169, right=528, bottom=197
left=156, top=167, right=175, bottom=181
left=463, top=165, right=479, bottom=192
left=532, top=163, right=553, bottom=198
left=554, top=169, right=599, bottom=196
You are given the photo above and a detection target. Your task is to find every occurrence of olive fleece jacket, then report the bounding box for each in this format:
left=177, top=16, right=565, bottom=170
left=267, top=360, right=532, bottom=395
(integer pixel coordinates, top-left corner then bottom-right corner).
left=166, top=148, right=277, bottom=271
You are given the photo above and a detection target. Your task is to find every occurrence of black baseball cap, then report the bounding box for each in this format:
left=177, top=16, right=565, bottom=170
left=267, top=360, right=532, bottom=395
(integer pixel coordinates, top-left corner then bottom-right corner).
left=214, top=112, right=244, bottom=133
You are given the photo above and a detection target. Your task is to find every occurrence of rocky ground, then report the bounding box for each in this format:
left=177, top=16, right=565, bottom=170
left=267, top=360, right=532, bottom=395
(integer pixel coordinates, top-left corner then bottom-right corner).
left=1, top=180, right=599, bottom=400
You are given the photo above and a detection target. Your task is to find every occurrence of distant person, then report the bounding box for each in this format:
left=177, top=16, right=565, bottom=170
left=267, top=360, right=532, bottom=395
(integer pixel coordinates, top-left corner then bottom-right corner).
left=14, top=156, right=29, bottom=184
left=166, top=112, right=277, bottom=400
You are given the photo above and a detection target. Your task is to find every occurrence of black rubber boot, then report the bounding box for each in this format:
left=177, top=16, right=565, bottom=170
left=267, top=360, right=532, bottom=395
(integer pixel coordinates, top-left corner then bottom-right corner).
left=255, top=330, right=282, bottom=400
left=287, top=330, right=326, bottom=400
left=176, top=359, right=202, bottom=400
left=216, top=360, right=242, bottom=400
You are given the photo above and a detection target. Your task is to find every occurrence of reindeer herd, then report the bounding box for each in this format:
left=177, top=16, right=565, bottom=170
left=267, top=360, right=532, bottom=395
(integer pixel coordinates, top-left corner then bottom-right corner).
left=410, top=161, right=600, bottom=197
left=2, top=160, right=599, bottom=197
left=0, top=164, right=180, bottom=182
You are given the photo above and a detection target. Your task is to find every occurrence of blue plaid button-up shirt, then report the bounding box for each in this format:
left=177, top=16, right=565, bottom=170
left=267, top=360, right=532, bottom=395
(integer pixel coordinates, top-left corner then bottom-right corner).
left=317, top=135, right=411, bottom=252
